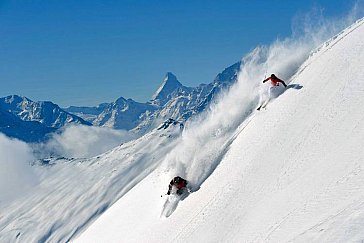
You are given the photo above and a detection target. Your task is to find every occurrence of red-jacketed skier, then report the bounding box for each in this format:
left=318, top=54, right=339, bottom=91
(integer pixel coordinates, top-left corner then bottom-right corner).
left=257, top=74, right=288, bottom=111
left=262, top=74, right=287, bottom=87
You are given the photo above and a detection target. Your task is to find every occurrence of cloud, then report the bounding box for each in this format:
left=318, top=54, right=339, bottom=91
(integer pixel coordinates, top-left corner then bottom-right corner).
left=36, top=125, right=137, bottom=158
left=0, top=133, right=38, bottom=205
left=160, top=6, right=362, bottom=189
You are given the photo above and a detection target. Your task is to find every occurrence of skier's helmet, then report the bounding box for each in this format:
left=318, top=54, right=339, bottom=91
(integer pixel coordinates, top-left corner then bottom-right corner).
left=174, top=177, right=181, bottom=183
left=271, top=74, right=276, bottom=78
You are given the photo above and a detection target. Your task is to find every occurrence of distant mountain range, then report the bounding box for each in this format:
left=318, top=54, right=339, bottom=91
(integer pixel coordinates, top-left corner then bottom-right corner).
left=0, top=95, right=91, bottom=142
left=0, top=61, right=241, bottom=142
left=64, top=62, right=241, bottom=133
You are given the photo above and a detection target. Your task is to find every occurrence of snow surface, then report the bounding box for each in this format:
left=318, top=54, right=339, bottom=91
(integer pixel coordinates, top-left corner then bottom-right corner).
left=0, top=125, right=182, bottom=242
left=76, top=18, right=364, bottom=242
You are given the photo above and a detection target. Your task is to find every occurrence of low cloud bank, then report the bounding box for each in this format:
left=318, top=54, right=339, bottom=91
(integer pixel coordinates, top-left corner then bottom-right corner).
left=0, top=133, right=38, bottom=205
left=35, top=125, right=137, bottom=159
left=0, top=122, right=137, bottom=205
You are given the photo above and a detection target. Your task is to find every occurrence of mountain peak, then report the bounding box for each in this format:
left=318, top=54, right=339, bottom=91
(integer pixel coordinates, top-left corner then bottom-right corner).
left=164, top=72, right=178, bottom=82
left=160, top=72, right=181, bottom=90
left=2, top=95, right=32, bottom=104
left=151, top=72, right=183, bottom=106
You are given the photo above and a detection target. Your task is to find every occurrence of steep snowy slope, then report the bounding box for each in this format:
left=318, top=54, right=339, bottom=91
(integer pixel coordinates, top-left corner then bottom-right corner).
left=77, top=18, right=364, bottom=242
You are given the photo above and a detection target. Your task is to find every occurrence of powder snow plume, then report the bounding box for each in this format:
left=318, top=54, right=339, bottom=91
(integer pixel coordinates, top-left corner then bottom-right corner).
left=160, top=8, right=363, bottom=189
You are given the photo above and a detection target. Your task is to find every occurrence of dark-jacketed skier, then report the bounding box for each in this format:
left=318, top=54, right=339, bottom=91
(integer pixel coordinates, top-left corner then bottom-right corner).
left=167, top=176, right=188, bottom=195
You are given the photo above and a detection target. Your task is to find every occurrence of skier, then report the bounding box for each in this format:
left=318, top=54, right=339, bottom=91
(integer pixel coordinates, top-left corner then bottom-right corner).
left=167, top=176, right=188, bottom=195
left=262, top=73, right=287, bottom=87
left=257, top=74, right=288, bottom=110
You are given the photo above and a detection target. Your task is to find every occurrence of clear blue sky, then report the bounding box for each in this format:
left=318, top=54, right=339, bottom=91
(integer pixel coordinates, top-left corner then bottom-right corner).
left=0, top=0, right=358, bottom=106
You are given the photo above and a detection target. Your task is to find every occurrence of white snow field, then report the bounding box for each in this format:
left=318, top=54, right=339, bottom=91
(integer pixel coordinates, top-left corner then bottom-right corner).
left=0, top=124, right=182, bottom=242
left=76, top=18, right=364, bottom=242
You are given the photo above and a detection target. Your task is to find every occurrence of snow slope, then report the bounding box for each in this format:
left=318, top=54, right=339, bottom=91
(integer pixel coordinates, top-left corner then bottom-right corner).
left=0, top=122, right=182, bottom=242
left=77, top=18, right=364, bottom=242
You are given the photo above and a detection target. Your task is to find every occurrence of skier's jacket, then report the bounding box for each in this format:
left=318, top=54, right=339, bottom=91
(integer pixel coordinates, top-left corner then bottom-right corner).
left=167, top=176, right=188, bottom=195
left=263, top=74, right=287, bottom=87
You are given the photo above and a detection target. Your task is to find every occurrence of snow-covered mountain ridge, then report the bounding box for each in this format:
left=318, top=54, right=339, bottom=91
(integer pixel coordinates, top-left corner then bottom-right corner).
left=64, top=62, right=241, bottom=134
left=151, top=72, right=185, bottom=106
left=1, top=61, right=240, bottom=142
left=64, top=103, right=108, bottom=123
left=0, top=95, right=90, bottom=142
left=0, top=95, right=90, bottom=128
left=0, top=108, right=55, bottom=142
